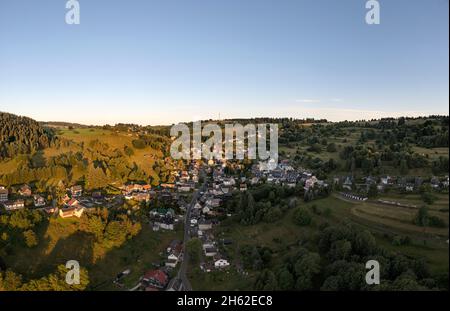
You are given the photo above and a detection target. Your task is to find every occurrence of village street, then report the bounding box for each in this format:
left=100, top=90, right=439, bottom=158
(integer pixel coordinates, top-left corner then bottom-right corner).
left=175, top=169, right=207, bottom=291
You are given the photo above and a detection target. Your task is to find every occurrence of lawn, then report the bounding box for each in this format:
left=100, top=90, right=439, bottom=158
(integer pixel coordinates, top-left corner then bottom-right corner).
left=331, top=194, right=449, bottom=238
left=379, top=193, right=449, bottom=212
left=412, top=146, right=449, bottom=160
left=58, top=128, right=135, bottom=150
left=188, top=266, right=255, bottom=291
left=57, top=128, right=112, bottom=138
left=0, top=156, right=27, bottom=175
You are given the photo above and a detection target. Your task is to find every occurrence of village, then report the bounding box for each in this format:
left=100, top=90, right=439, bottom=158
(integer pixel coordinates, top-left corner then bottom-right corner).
left=0, top=157, right=449, bottom=291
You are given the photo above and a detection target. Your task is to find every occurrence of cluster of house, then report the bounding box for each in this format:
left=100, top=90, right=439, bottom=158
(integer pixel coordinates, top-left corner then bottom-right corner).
left=189, top=165, right=241, bottom=272
left=191, top=207, right=231, bottom=272
left=336, top=175, right=450, bottom=193
left=172, top=166, right=200, bottom=192
left=136, top=240, right=184, bottom=291
left=58, top=184, right=146, bottom=217
left=121, top=165, right=201, bottom=207
left=250, top=160, right=329, bottom=191
left=211, top=167, right=243, bottom=195
left=57, top=185, right=130, bottom=216
left=0, top=184, right=46, bottom=211
left=121, top=183, right=152, bottom=202
left=0, top=183, right=89, bottom=217
left=199, top=240, right=231, bottom=272
left=148, top=162, right=208, bottom=230
left=150, top=207, right=181, bottom=231
left=58, top=185, right=86, bottom=218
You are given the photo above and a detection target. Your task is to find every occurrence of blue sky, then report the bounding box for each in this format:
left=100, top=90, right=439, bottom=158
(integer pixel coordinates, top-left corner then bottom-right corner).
left=0, top=0, right=448, bottom=125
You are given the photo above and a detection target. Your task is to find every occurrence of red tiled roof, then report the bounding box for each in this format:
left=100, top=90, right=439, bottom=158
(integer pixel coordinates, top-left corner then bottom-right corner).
left=67, top=199, right=78, bottom=206
left=173, top=244, right=183, bottom=256
left=143, top=270, right=168, bottom=285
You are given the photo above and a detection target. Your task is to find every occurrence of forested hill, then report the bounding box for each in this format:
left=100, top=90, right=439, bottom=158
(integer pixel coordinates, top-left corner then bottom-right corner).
left=0, top=112, right=54, bottom=160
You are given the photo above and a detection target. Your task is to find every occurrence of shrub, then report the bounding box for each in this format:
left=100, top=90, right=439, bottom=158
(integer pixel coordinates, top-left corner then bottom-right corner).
left=428, top=216, right=447, bottom=228
left=293, top=207, right=312, bottom=226
left=131, top=139, right=146, bottom=149
left=421, top=192, right=437, bottom=205
left=307, top=144, right=322, bottom=153
left=392, top=235, right=411, bottom=246
left=326, top=143, right=337, bottom=152
left=23, top=230, right=38, bottom=248
left=124, top=146, right=134, bottom=156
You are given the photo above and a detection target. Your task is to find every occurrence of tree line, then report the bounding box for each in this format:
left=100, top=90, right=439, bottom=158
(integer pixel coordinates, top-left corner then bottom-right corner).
left=250, top=223, right=447, bottom=291
left=0, top=112, right=54, bottom=160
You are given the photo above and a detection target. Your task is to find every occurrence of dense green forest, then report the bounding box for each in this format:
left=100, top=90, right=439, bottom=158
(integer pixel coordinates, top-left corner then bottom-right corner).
left=249, top=223, right=445, bottom=291
left=0, top=112, right=54, bottom=161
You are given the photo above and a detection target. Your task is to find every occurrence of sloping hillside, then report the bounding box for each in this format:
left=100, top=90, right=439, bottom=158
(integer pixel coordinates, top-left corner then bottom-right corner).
left=0, top=113, right=175, bottom=190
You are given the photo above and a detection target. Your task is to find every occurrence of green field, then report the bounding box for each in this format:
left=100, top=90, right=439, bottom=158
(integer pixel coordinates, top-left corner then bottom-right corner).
left=379, top=193, right=449, bottom=212
left=188, top=266, right=255, bottom=291
left=0, top=156, right=28, bottom=175
left=412, top=146, right=449, bottom=160
left=52, top=127, right=162, bottom=177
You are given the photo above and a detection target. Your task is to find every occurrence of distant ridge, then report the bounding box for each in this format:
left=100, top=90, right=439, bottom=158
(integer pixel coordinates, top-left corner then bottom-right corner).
left=41, top=121, right=90, bottom=129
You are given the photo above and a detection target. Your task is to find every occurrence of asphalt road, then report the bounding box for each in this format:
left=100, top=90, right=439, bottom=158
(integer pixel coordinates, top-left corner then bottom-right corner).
left=175, top=169, right=207, bottom=291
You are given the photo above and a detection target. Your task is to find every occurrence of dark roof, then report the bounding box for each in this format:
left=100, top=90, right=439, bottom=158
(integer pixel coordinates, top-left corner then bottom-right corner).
left=199, top=219, right=212, bottom=225
left=169, top=239, right=181, bottom=249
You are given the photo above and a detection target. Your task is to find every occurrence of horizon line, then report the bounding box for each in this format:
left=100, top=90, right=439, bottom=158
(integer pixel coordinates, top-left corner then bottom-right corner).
left=37, top=114, right=450, bottom=128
